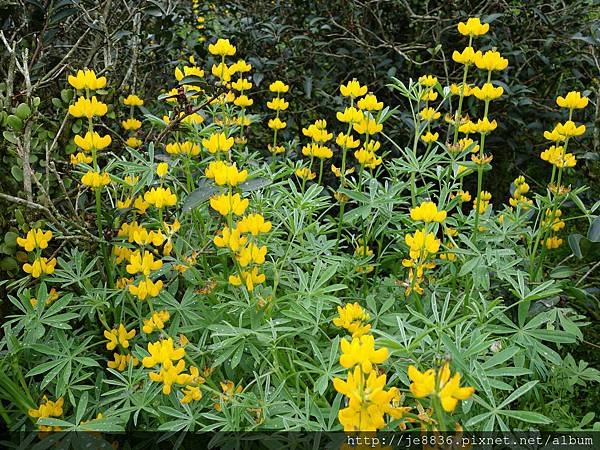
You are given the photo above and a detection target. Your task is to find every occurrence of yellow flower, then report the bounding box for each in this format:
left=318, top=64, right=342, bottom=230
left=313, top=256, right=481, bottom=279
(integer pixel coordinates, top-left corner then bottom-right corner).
left=556, top=91, right=588, bottom=110
left=129, top=277, right=163, bottom=300
left=210, top=193, right=249, bottom=216
left=474, top=117, right=497, bottom=134
left=214, top=226, right=248, bottom=252
left=205, top=161, right=248, bottom=186
left=266, top=97, right=289, bottom=110
left=69, top=96, right=108, bottom=118
left=302, top=143, right=333, bottom=159
left=333, top=303, right=371, bottom=338
left=144, top=187, right=177, bottom=208
left=457, top=17, right=489, bottom=36
left=452, top=46, right=477, bottom=65
left=421, top=131, right=439, bottom=143
left=208, top=38, right=236, bottom=56
left=339, top=334, right=388, bottom=373
left=125, top=137, right=142, bottom=148
left=142, top=310, right=171, bottom=334
left=420, top=90, right=438, bottom=102
left=336, top=107, right=363, bottom=124
left=333, top=366, right=406, bottom=432
left=268, top=117, right=287, bottom=130
left=540, top=145, right=577, bottom=168
left=81, top=171, right=110, bottom=188
left=357, top=94, right=383, bottom=111
left=181, top=385, right=203, bottom=404
left=472, top=83, right=504, bottom=101
left=103, top=323, right=136, bottom=350
left=410, top=201, right=447, bottom=223
left=236, top=213, right=272, bottom=236
left=134, top=196, right=150, bottom=214
left=354, top=149, right=382, bottom=169
left=107, top=353, right=139, bottom=372
left=237, top=242, right=267, bottom=267
left=123, top=94, right=144, bottom=106
left=409, top=363, right=474, bottom=412
left=353, top=116, right=382, bottom=135
left=554, top=120, right=586, bottom=138
left=331, top=164, right=355, bottom=178
left=74, top=131, right=112, bottom=151
left=419, top=74, right=438, bottom=87
left=156, top=162, right=169, bottom=178
left=122, top=118, right=142, bottom=130
left=419, top=107, right=441, bottom=121
left=231, top=78, right=253, bottom=91
left=166, top=141, right=200, bottom=156
left=70, top=152, right=92, bottom=165
left=228, top=267, right=265, bottom=291
left=545, top=236, right=563, bottom=249
left=458, top=120, right=478, bottom=134
left=450, top=83, right=473, bottom=96
left=23, top=257, right=56, bottom=278
left=269, top=80, right=289, bottom=93
left=211, top=62, right=233, bottom=82
left=474, top=50, right=508, bottom=71
left=131, top=228, right=166, bottom=247
left=68, top=69, right=107, bottom=90
left=234, top=94, right=253, bottom=107
left=174, top=65, right=204, bottom=81
left=340, top=79, right=368, bottom=98
left=451, top=190, right=472, bottom=203
left=202, top=132, right=234, bottom=153
left=29, top=396, right=64, bottom=431
left=405, top=229, right=440, bottom=260
left=17, top=229, right=52, bottom=252
left=295, top=167, right=317, bottom=180
left=335, top=132, right=360, bottom=149
left=268, top=144, right=285, bottom=154
left=126, top=250, right=163, bottom=276
left=230, top=59, right=252, bottom=73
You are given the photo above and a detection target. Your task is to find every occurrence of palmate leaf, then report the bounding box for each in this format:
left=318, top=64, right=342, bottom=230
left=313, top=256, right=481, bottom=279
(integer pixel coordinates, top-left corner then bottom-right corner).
left=182, top=177, right=272, bottom=212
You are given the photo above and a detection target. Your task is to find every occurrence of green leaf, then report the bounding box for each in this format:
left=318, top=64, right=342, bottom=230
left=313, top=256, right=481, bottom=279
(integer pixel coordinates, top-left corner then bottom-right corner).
left=239, top=177, right=272, bottom=193
left=588, top=216, right=600, bottom=242
left=3, top=131, right=18, bottom=144
left=182, top=179, right=220, bottom=212
left=498, top=380, right=538, bottom=409
left=15, top=103, right=32, bottom=120
left=75, top=391, right=88, bottom=424
left=7, top=115, right=23, bottom=131
left=500, top=410, right=553, bottom=424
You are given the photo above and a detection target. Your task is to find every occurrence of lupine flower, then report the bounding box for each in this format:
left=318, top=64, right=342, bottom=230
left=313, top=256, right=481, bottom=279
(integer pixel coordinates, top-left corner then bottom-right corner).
left=234, top=94, right=253, bottom=107
left=214, top=227, right=247, bottom=252
left=457, top=17, right=489, bottom=36
left=144, top=187, right=177, bottom=208
left=202, top=132, right=234, bottom=153
left=17, top=229, right=52, bottom=251
left=474, top=117, right=497, bottom=134
left=540, top=145, right=576, bottom=168
left=405, top=229, right=440, bottom=260
left=129, top=277, right=163, bottom=300
left=333, top=303, right=371, bottom=338
left=142, top=310, right=171, bottom=334
left=554, top=120, right=586, bottom=138
left=472, top=83, right=504, bottom=101
left=410, top=201, right=447, bottom=223
left=336, top=106, right=363, bottom=123
left=340, top=79, right=368, bottom=98
left=545, top=236, right=563, bottom=249
left=29, top=396, right=64, bottom=431
left=74, top=131, right=112, bottom=151
left=419, top=107, right=441, bottom=121
left=421, top=131, right=439, bottom=143
left=166, top=141, right=200, bottom=156
left=104, top=324, right=136, bottom=350
left=23, top=257, right=57, bottom=278
left=123, top=94, right=144, bottom=106
left=339, top=334, right=388, bottom=373
left=68, top=69, right=107, bottom=90
left=228, top=267, right=265, bottom=292
left=302, top=143, right=332, bottom=159
left=210, top=193, right=249, bottom=216
left=474, top=50, right=508, bottom=71
left=126, top=250, right=163, bottom=276
left=208, top=38, right=236, bottom=56
left=156, top=162, right=169, bottom=178
left=266, top=97, right=289, bottom=110
left=267, top=117, right=287, bottom=130
left=452, top=46, right=477, bottom=65
left=205, top=161, right=248, bottom=186
left=408, top=363, right=474, bottom=412
left=295, top=167, right=316, bottom=180
left=107, top=353, right=139, bottom=372
left=237, top=242, right=267, bottom=267
left=354, top=148, right=382, bottom=169
left=357, top=94, right=383, bottom=111
left=353, top=116, right=382, bottom=135
left=126, top=137, right=142, bottom=148
left=418, top=74, right=438, bottom=87
left=81, top=171, right=110, bottom=188
left=236, top=214, right=272, bottom=236
left=122, top=118, right=142, bottom=130
left=556, top=91, right=588, bottom=110
left=69, top=96, right=108, bottom=118
left=269, top=80, right=289, bottom=93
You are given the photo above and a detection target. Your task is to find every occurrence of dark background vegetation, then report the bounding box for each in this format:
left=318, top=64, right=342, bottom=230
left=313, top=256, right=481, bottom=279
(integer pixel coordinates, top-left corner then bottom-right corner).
left=1, top=0, right=599, bottom=412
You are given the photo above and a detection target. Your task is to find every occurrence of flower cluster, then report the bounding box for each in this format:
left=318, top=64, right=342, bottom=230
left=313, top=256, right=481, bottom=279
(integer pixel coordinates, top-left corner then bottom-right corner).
left=333, top=302, right=371, bottom=337
left=408, top=363, right=474, bottom=412
left=122, top=94, right=144, bottom=148
left=509, top=176, right=532, bottom=210
left=267, top=80, right=289, bottom=154
left=28, top=396, right=64, bottom=432
left=18, top=229, right=56, bottom=278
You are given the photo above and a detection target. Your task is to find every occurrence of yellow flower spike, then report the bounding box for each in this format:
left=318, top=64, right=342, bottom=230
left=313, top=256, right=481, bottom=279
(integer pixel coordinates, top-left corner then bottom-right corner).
left=70, top=152, right=93, bottom=165
left=234, top=94, right=253, bottom=107
left=410, top=201, right=447, bottom=223
left=208, top=38, right=236, bottom=56
left=123, top=94, right=144, bottom=106
left=134, top=196, right=150, bottom=214
left=339, top=334, right=389, bottom=373
left=333, top=303, right=371, bottom=338
left=74, top=131, right=112, bottom=151
left=156, top=162, right=169, bottom=178
left=335, top=132, right=360, bottom=149
left=68, top=69, right=107, bottom=90
left=472, top=82, right=504, bottom=101
left=144, top=187, right=177, bottom=208
left=474, top=117, right=498, bottom=134
left=231, top=78, right=253, bottom=91
left=474, top=50, right=508, bottom=71
left=236, top=213, right=272, bottom=236
left=556, top=91, right=588, bottom=110
left=121, top=118, right=142, bottom=130
left=354, top=149, right=382, bottom=169
left=452, top=46, right=477, bottom=65
left=554, top=120, right=586, bottom=138
left=450, top=83, right=473, bottom=96
left=17, top=229, right=53, bottom=252
left=211, top=63, right=233, bottom=82
left=301, top=143, right=333, bottom=159
left=269, top=80, right=289, bottom=93
left=202, top=132, right=234, bottom=154
left=267, top=117, right=287, bottom=130
left=230, top=59, right=252, bottom=74
left=457, top=17, right=489, bottom=36
left=228, top=267, right=265, bottom=292
left=545, top=236, right=563, bottom=249
left=357, top=93, right=384, bottom=111
left=420, top=90, right=438, bottom=102
left=340, top=79, right=368, bottom=98
left=205, top=161, right=248, bottom=186
left=29, top=396, right=64, bottom=431
left=166, top=141, right=200, bottom=156
left=209, top=193, right=249, bottom=216
left=408, top=366, right=436, bottom=397
left=125, top=137, right=142, bottom=148
left=405, top=229, right=441, bottom=260
left=174, top=65, right=205, bottom=81
left=81, top=171, right=110, bottom=188
left=69, top=96, right=108, bottom=118
left=408, top=363, right=474, bottom=412
left=353, top=116, right=382, bottom=135
left=266, top=97, right=289, bottom=111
